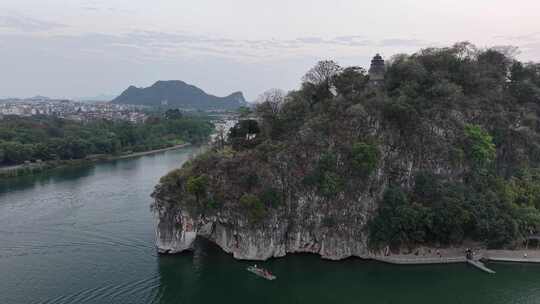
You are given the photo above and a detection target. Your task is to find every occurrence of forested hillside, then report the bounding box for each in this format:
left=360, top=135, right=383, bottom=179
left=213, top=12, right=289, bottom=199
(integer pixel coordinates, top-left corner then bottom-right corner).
left=0, top=111, right=213, bottom=166
left=153, top=43, right=540, bottom=259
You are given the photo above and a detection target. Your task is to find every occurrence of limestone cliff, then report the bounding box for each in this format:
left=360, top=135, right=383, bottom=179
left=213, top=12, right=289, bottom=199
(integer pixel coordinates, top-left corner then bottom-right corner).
left=151, top=112, right=465, bottom=260
left=152, top=43, right=540, bottom=259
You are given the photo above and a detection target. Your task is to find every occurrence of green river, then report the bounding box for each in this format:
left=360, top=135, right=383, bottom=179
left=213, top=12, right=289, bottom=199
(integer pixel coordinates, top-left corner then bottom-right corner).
left=1, top=147, right=539, bottom=304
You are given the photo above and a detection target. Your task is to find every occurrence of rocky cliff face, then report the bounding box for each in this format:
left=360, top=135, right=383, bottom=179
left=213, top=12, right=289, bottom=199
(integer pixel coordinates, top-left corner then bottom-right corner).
left=151, top=114, right=462, bottom=260
left=151, top=44, right=540, bottom=259
left=153, top=195, right=374, bottom=260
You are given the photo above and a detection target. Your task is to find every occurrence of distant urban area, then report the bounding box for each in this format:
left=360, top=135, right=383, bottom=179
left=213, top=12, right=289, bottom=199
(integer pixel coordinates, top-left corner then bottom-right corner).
left=0, top=96, right=149, bottom=123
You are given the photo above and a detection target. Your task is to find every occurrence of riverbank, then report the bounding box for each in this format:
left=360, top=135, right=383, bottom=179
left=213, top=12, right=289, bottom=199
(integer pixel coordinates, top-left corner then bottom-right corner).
left=0, top=143, right=191, bottom=179
left=369, top=247, right=540, bottom=265
left=113, top=143, right=191, bottom=160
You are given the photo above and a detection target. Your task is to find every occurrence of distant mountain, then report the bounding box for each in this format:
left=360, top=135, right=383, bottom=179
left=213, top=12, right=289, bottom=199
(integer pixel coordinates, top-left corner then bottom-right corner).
left=76, top=94, right=117, bottom=103
left=28, top=95, right=51, bottom=101
left=111, top=80, right=247, bottom=110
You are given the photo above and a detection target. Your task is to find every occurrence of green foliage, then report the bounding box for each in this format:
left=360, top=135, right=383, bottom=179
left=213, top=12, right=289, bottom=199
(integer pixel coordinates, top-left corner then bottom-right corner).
left=260, top=188, right=281, bottom=208
left=463, top=124, right=496, bottom=171
left=412, top=171, right=441, bottom=204
left=472, top=203, right=518, bottom=249
left=228, top=119, right=261, bottom=149
left=163, top=42, right=540, bottom=250
left=318, top=152, right=338, bottom=172
left=430, top=198, right=471, bottom=244
left=255, top=141, right=285, bottom=161
left=319, top=172, right=344, bottom=197
left=382, top=100, right=418, bottom=131
left=351, top=142, right=379, bottom=176
left=504, top=170, right=540, bottom=209
left=186, top=175, right=209, bottom=203
left=206, top=197, right=220, bottom=209
left=239, top=193, right=266, bottom=223
left=240, top=172, right=259, bottom=191
left=333, top=66, right=369, bottom=97
left=0, top=141, right=34, bottom=163
left=369, top=187, right=431, bottom=248
left=0, top=114, right=213, bottom=166
left=237, top=106, right=252, bottom=118
left=370, top=169, right=540, bottom=249
left=303, top=152, right=344, bottom=197
left=164, top=109, right=183, bottom=120
left=159, top=168, right=183, bottom=186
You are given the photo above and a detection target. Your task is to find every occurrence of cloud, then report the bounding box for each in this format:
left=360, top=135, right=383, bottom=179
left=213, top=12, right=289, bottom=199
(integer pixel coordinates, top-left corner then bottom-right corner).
left=378, top=38, right=425, bottom=47
left=493, top=32, right=540, bottom=42
left=80, top=0, right=135, bottom=14
left=82, top=6, right=100, bottom=11
left=0, top=22, right=439, bottom=65
left=0, top=15, right=66, bottom=32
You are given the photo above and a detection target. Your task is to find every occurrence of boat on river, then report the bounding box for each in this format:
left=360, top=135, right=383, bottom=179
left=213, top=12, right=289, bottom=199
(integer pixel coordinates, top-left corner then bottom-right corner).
left=247, top=265, right=276, bottom=280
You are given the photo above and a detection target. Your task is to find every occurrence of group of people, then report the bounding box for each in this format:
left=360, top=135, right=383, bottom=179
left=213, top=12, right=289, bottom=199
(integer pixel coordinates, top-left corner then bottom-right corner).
left=465, top=248, right=475, bottom=260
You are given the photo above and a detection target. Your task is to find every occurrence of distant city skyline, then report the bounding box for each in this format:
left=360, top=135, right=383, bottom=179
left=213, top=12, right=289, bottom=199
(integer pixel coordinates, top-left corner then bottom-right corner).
left=2, top=0, right=540, bottom=100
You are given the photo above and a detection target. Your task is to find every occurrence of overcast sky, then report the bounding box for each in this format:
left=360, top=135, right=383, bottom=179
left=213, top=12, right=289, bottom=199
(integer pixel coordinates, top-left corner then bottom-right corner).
left=1, top=0, right=540, bottom=100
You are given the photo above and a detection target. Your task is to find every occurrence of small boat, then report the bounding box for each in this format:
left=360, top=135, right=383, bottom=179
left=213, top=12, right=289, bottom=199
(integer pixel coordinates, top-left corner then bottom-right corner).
left=247, top=265, right=276, bottom=280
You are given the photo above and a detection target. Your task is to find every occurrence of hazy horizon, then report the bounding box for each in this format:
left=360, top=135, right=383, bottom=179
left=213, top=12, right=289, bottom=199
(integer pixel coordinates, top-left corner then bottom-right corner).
left=2, top=0, right=540, bottom=101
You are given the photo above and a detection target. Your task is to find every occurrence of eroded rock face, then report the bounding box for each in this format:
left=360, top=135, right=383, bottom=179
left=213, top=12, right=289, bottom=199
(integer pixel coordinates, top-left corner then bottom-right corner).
left=151, top=111, right=465, bottom=260
left=153, top=193, right=375, bottom=260
left=154, top=207, right=197, bottom=254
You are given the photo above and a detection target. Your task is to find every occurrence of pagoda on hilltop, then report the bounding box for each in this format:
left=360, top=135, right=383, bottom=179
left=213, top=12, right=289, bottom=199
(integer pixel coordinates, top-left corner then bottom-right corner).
left=368, top=53, right=385, bottom=86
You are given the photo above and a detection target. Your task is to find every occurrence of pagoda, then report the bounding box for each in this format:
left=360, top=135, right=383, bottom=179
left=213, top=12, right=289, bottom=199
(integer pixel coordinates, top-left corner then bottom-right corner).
left=368, top=53, right=385, bottom=86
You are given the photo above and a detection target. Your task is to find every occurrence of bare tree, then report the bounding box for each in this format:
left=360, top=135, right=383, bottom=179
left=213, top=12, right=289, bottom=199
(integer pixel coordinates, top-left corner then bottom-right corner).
left=256, top=88, right=286, bottom=116
left=302, top=60, right=342, bottom=86
left=255, top=89, right=287, bottom=139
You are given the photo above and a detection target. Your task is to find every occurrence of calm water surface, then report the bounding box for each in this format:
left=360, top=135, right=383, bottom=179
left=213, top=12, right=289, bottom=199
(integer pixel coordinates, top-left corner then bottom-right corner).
left=1, top=147, right=540, bottom=304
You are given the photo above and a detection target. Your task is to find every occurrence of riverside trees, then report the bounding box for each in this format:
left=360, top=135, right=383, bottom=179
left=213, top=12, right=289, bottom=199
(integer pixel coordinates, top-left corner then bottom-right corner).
left=0, top=113, right=213, bottom=166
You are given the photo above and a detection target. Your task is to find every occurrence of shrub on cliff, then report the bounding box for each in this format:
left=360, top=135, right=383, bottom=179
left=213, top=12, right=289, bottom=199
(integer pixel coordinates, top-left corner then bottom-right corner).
left=239, top=194, right=266, bottom=223
left=228, top=119, right=261, bottom=150
left=303, top=152, right=345, bottom=197
left=260, top=188, right=282, bottom=208
left=463, top=124, right=496, bottom=172
left=186, top=175, right=209, bottom=204
left=350, top=142, right=379, bottom=176
left=369, top=187, right=431, bottom=249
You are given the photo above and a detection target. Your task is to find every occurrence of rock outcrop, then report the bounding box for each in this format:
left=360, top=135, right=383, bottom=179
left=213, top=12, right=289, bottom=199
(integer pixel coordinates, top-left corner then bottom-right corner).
left=153, top=195, right=374, bottom=260
left=151, top=43, right=540, bottom=260
left=150, top=119, right=460, bottom=260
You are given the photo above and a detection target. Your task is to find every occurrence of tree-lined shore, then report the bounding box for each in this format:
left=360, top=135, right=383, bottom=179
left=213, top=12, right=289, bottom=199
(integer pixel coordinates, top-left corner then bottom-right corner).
left=0, top=110, right=213, bottom=177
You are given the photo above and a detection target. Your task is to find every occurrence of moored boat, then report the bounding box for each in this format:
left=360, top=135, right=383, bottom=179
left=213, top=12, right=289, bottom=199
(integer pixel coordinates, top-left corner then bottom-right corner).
left=247, top=265, right=276, bottom=280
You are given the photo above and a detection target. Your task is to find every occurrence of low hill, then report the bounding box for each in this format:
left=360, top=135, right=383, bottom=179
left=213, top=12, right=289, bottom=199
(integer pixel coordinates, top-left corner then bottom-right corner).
left=111, top=80, right=246, bottom=110
left=152, top=42, right=540, bottom=260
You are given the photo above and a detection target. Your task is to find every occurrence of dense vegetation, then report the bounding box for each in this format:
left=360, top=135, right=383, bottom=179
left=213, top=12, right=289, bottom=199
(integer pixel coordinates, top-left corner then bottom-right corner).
left=157, top=42, right=540, bottom=250
left=0, top=110, right=213, bottom=166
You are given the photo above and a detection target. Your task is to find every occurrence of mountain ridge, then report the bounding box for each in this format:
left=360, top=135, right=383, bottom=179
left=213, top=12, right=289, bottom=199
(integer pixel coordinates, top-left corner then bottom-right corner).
left=111, top=80, right=247, bottom=110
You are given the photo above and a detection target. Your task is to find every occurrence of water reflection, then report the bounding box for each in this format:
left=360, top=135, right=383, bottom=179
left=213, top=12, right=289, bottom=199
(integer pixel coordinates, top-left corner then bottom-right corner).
left=0, top=164, right=95, bottom=195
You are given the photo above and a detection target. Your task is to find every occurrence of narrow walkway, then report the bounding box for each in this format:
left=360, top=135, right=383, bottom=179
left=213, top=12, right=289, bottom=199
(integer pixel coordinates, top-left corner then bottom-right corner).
left=467, top=259, right=496, bottom=274
left=488, top=257, right=540, bottom=263
left=372, top=256, right=465, bottom=265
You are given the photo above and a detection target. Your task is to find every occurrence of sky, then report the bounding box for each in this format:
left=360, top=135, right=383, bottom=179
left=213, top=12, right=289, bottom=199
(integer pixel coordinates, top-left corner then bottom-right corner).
left=1, top=0, right=540, bottom=101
